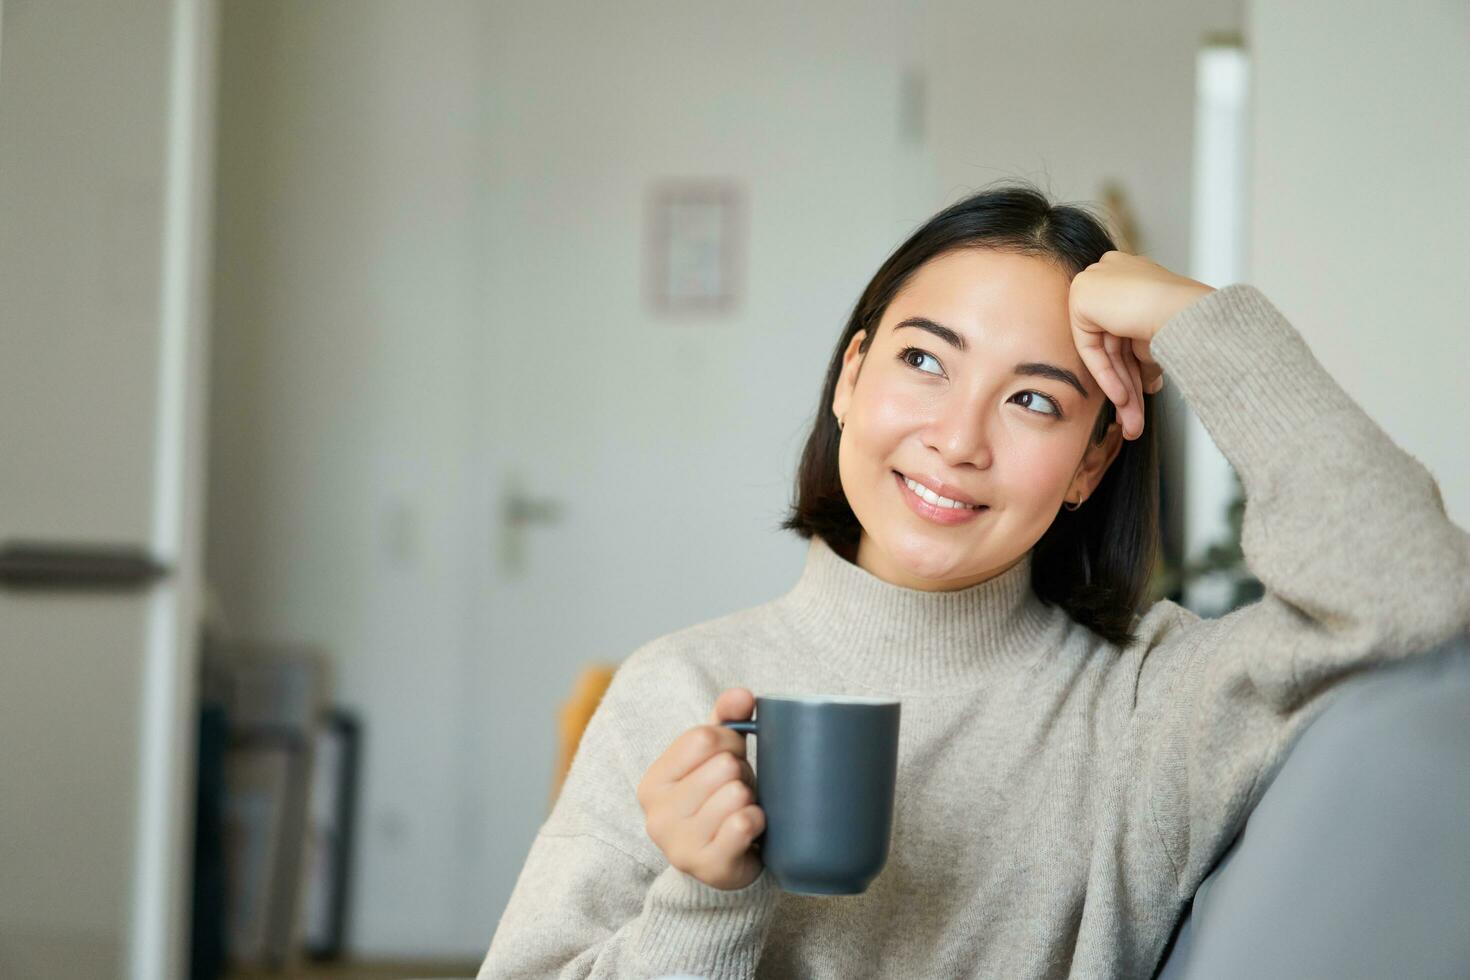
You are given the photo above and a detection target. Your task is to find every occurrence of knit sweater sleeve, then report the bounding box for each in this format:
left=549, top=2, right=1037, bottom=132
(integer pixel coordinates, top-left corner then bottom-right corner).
left=1140, top=283, right=1470, bottom=901
left=477, top=646, right=780, bottom=979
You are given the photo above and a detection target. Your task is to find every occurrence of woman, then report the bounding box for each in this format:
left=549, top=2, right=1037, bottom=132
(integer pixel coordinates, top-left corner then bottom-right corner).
left=479, top=184, right=1469, bottom=978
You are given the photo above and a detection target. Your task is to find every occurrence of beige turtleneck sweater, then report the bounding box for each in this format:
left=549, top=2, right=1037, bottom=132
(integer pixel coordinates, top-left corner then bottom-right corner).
left=478, top=285, right=1470, bottom=979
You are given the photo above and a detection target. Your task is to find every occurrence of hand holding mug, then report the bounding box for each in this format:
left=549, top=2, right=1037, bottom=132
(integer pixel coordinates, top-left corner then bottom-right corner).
left=636, top=688, right=765, bottom=890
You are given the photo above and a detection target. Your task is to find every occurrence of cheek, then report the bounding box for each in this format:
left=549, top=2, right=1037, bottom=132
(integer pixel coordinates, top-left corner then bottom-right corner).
left=851, top=380, right=928, bottom=458
left=837, top=385, right=919, bottom=516
left=997, top=438, right=1087, bottom=503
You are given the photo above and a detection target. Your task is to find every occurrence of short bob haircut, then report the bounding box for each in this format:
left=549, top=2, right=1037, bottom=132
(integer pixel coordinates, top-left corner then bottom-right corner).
left=781, top=181, right=1159, bottom=648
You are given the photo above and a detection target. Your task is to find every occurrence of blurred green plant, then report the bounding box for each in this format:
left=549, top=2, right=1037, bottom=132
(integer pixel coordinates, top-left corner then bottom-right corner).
left=1147, top=468, right=1263, bottom=614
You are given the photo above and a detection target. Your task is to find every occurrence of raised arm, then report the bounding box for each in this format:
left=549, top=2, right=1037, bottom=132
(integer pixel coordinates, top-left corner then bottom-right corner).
left=1139, top=283, right=1470, bottom=898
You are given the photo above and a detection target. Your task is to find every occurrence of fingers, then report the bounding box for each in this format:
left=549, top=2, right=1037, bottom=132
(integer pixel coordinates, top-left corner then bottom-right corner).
left=1108, top=348, right=1143, bottom=439
left=707, top=687, right=755, bottom=726
left=676, top=803, right=764, bottom=891
left=1131, top=335, right=1159, bottom=371
left=1123, top=352, right=1144, bottom=438
left=1138, top=346, right=1164, bottom=394
left=1100, top=332, right=1153, bottom=439
left=1103, top=334, right=1131, bottom=409
left=1108, top=337, right=1139, bottom=438
left=1135, top=338, right=1163, bottom=394
left=1071, top=266, right=1167, bottom=435
left=702, top=804, right=765, bottom=861
left=689, top=772, right=758, bottom=845
left=664, top=750, right=755, bottom=820
left=642, top=688, right=755, bottom=801
left=639, top=692, right=767, bottom=891
left=644, top=723, right=749, bottom=787
left=1076, top=332, right=1127, bottom=407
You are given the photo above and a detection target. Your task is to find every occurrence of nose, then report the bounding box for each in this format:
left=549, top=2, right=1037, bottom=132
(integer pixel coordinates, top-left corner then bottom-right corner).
left=922, top=395, right=993, bottom=469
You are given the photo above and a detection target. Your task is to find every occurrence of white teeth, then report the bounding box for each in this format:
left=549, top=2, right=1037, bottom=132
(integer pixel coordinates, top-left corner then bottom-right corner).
left=903, top=476, right=982, bottom=510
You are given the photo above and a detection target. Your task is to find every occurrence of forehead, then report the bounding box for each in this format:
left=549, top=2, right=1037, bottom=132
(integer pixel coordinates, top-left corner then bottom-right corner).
left=882, top=248, right=1074, bottom=350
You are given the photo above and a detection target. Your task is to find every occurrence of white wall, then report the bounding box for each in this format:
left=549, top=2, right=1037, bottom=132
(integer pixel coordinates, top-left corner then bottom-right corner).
left=208, top=0, right=487, bottom=958
left=206, top=0, right=1240, bottom=958
left=1246, top=0, right=1470, bottom=525
left=920, top=0, right=1237, bottom=272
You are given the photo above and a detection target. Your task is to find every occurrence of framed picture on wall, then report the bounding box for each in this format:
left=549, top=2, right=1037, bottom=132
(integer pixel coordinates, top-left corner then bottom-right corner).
left=645, top=179, right=744, bottom=314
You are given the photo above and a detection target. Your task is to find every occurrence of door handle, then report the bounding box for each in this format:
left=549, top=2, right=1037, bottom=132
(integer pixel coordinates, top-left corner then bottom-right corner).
left=0, top=540, right=169, bottom=592
left=498, top=471, right=566, bottom=575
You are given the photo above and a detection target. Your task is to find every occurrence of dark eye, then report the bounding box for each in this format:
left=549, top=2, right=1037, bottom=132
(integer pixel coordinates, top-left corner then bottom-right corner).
left=898, top=347, right=943, bottom=376
left=1012, top=391, right=1061, bottom=417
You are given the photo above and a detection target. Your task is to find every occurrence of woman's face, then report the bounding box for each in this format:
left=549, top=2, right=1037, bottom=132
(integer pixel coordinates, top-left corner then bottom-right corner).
left=831, top=247, right=1123, bottom=591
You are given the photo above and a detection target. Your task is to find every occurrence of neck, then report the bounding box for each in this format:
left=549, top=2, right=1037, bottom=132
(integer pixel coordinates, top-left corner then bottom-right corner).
left=776, top=535, right=1060, bottom=693
left=855, top=531, right=1026, bottom=592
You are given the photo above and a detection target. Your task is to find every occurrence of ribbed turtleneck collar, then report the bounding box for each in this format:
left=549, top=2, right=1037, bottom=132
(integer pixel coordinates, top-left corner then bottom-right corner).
left=774, top=535, right=1059, bottom=692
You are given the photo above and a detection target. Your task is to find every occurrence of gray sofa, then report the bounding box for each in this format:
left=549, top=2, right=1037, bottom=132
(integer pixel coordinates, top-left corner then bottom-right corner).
left=1155, top=630, right=1470, bottom=979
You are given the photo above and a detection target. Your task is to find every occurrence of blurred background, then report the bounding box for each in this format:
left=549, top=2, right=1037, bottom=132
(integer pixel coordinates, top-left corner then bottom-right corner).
left=2, top=1, right=1466, bottom=978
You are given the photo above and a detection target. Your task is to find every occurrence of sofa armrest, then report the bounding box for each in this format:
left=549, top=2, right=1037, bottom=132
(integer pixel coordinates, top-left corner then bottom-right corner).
left=1156, top=631, right=1470, bottom=979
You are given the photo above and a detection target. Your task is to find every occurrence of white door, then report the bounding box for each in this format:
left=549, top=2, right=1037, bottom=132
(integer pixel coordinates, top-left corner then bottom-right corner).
left=199, top=3, right=934, bottom=955
left=465, top=17, right=937, bottom=945
left=0, top=2, right=215, bottom=978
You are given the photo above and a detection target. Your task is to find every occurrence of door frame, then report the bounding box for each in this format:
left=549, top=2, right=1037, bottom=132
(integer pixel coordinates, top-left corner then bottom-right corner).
left=127, top=2, right=218, bottom=978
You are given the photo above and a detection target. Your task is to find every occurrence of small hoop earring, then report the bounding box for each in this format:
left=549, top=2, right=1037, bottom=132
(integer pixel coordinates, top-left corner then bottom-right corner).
left=837, top=415, right=845, bottom=432
left=1063, top=499, right=1082, bottom=512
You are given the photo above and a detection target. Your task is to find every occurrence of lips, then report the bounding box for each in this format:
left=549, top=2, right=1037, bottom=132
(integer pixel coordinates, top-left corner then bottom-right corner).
left=893, top=471, right=989, bottom=526
left=893, top=470, right=984, bottom=508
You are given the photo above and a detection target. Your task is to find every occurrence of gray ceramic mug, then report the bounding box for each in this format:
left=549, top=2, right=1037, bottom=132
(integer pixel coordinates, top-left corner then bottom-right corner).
left=722, top=695, right=901, bottom=895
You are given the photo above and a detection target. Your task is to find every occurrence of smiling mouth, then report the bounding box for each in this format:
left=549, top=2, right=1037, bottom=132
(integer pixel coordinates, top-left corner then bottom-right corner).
left=893, top=471, right=987, bottom=511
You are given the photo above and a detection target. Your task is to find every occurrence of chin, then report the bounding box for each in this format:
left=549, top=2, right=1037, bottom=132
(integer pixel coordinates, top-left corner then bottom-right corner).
left=889, top=530, right=976, bottom=582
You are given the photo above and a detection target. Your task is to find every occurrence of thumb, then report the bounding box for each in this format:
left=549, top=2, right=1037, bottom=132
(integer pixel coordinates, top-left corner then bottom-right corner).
left=707, top=687, right=756, bottom=725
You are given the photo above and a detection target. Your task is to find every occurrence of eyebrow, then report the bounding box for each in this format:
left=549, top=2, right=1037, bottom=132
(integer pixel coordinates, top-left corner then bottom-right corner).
left=893, top=316, right=1091, bottom=398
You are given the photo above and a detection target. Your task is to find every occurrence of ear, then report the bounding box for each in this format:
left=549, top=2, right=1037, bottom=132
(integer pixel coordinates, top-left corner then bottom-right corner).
left=830, top=329, right=868, bottom=425
left=1066, top=421, right=1124, bottom=507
